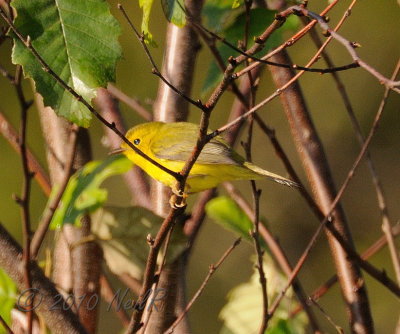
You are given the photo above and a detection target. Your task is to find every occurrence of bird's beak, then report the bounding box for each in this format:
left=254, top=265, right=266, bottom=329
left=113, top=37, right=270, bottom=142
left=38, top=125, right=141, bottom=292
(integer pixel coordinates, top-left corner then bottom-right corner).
left=109, top=147, right=126, bottom=156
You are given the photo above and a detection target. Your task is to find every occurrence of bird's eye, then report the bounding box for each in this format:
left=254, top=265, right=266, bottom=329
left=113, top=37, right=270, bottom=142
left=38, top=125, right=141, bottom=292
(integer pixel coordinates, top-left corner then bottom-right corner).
left=133, top=138, right=140, bottom=145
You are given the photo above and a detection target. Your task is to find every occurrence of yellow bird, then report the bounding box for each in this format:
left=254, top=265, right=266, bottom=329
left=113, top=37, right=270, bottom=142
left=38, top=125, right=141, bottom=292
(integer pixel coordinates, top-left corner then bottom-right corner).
left=120, top=122, right=297, bottom=194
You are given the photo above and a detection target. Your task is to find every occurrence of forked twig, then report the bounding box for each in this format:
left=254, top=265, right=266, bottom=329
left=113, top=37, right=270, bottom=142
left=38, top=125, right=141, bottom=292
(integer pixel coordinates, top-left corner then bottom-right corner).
left=298, top=6, right=400, bottom=92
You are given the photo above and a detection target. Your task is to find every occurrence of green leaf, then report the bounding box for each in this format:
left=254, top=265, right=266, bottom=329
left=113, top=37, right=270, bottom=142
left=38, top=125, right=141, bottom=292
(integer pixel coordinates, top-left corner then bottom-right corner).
left=219, top=255, right=308, bottom=334
left=232, top=0, right=242, bottom=9
left=139, top=0, right=156, bottom=45
left=49, top=154, right=133, bottom=229
left=202, top=7, right=298, bottom=94
left=161, top=0, right=186, bottom=27
left=91, top=206, right=187, bottom=279
left=206, top=196, right=253, bottom=241
left=11, top=0, right=122, bottom=127
left=206, top=196, right=269, bottom=249
left=265, top=319, right=293, bottom=334
left=203, top=0, right=242, bottom=32
left=0, top=267, right=17, bottom=333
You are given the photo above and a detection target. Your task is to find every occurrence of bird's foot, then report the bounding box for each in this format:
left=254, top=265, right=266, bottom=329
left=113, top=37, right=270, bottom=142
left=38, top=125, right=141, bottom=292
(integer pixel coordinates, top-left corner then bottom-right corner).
left=170, top=181, right=189, bottom=209
left=169, top=194, right=187, bottom=209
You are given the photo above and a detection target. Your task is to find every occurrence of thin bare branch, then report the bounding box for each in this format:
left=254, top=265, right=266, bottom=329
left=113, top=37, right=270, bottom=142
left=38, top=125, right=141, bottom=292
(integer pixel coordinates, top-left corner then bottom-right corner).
left=14, top=63, right=34, bottom=334
left=297, top=6, right=400, bottom=92
left=307, top=23, right=400, bottom=284
left=309, top=298, right=344, bottom=334
left=267, top=53, right=400, bottom=321
left=215, top=0, right=358, bottom=137
left=291, top=223, right=400, bottom=317
left=124, top=206, right=186, bottom=333
left=100, top=274, right=130, bottom=328
left=164, top=238, right=241, bottom=334
left=235, top=0, right=341, bottom=78
left=117, top=4, right=206, bottom=112
left=0, top=62, right=14, bottom=82
left=0, top=313, right=14, bottom=334
left=0, top=109, right=51, bottom=196
left=95, top=87, right=152, bottom=209
left=107, top=83, right=152, bottom=121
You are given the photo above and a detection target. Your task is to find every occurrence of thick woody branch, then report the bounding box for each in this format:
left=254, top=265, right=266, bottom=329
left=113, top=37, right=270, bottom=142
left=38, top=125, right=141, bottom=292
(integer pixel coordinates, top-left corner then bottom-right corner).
left=0, top=222, right=88, bottom=334
left=268, top=50, right=374, bottom=333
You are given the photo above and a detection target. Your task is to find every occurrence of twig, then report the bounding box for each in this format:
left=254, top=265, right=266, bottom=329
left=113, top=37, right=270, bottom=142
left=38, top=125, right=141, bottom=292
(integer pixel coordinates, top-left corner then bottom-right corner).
left=184, top=189, right=215, bottom=240
left=0, top=110, right=51, bottom=196
left=255, top=111, right=400, bottom=306
left=14, top=63, right=33, bottom=334
left=253, top=115, right=324, bottom=219
left=250, top=185, right=269, bottom=333
left=95, top=87, right=151, bottom=209
left=117, top=4, right=206, bottom=112
left=189, top=3, right=356, bottom=75
left=214, top=0, right=358, bottom=137
left=235, top=0, right=341, bottom=78
left=373, top=59, right=400, bottom=282
left=100, top=274, right=130, bottom=327
left=268, top=55, right=400, bottom=318
left=30, top=124, right=79, bottom=259
left=267, top=210, right=329, bottom=321
left=298, top=6, right=400, bottom=92
left=140, top=225, right=175, bottom=333
left=124, top=206, right=185, bottom=333
left=216, top=25, right=320, bottom=328
left=307, top=22, right=400, bottom=284
left=0, top=62, right=15, bottom=82
left=291, top=223, right=400, bottom=317
left=118, top=273, right=143, bottom=297
left=0, top=313, right=14, bottom=334
left=107, top=83, right=152, bottom=121
left=309, top=298, right=344, bottom=334
left=240, top=56, right=268, bottom=332
left=163, top=238, right=241, bottom=334
left=0, top=6, right=181, bottom=182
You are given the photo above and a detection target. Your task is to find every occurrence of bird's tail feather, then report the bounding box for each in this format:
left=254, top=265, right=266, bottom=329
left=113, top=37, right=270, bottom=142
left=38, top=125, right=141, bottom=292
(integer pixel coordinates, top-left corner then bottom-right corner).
left=244, top=162, right=299, bottom=188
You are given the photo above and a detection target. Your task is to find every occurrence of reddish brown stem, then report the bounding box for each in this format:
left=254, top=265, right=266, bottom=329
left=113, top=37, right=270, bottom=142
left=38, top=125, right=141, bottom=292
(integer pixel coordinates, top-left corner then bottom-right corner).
left=0, top=110, right=51, bottom=196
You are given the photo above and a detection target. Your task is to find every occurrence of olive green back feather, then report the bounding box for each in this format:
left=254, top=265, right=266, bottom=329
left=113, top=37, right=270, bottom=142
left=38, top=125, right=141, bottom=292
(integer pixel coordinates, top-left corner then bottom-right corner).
left=151, top=122, right=244, bottom=165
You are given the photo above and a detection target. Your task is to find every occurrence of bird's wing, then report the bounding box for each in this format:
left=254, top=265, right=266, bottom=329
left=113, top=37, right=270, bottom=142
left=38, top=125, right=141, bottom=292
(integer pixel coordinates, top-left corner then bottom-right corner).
left=151, top=125, right=243, bottom=165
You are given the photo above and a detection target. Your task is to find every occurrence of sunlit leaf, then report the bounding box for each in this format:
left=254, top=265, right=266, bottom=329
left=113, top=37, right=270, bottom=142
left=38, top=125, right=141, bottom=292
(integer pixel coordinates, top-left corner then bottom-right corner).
left=232, top=0, right=242, bottom=9
left=219, top=255, right=308, bottom=334
left=138, top=0, right=157, bottom=45
left=49, top=155, right=133, bottom=229
left=205, top=196, right=268, bottom=248
left=91, top=206, right=187, bottom=279
left=11, top=0, right=122, bottom=127
left=0, top=267, right=16, bottom=333
left=203, top=0, right=242, bottom=32
left=161, top=0, right=186, bottom=27
left=206, top=196, right=253, bottom=240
